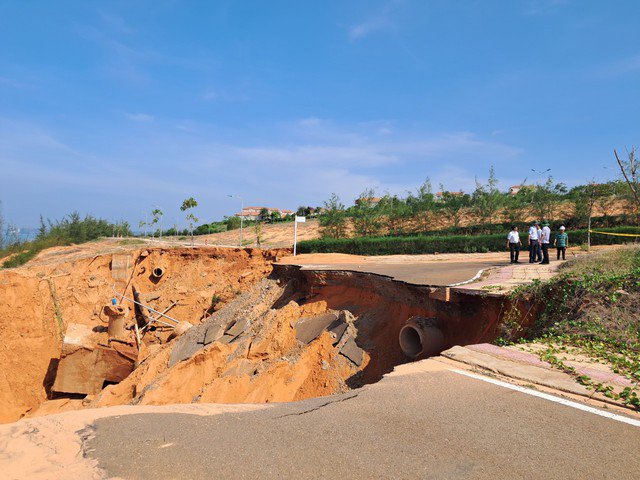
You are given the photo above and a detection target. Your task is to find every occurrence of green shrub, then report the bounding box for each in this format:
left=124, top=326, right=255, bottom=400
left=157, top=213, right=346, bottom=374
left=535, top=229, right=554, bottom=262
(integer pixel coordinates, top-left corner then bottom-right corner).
left=297, top=226, right=640, bottom=256
left=1, top=213, right=132, bottom=269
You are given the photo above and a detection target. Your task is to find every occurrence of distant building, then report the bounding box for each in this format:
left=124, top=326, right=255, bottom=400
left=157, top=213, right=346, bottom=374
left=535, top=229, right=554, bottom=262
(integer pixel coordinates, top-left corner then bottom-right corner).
left=435, top=191, right=464, bottom=201
left=235, top=206, right=294, bottom=221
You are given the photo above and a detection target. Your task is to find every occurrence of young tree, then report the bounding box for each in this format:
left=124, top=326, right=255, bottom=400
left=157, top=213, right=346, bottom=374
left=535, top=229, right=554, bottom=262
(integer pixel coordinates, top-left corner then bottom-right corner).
left=224, top=215, right=241, bottom=231
left=270, top=210, right=282, bottom=223
left=595, top=181, right=621, bottom=226
left=438, top=187, right=470, bottom=228
left=296, top=206, right=312, bottom=217
left=572, top=183, right=599, bottom=247
left=379, top=194, right=411, bottom=235
left=530, top=177, right=567, bottom=222
left=472, top=166, right=503, bottom=225
left=259, top=207, right=270, bottom=222
left=138, top=219, right=146, bottom=237
left=253, top=221, right=264, bottom=248
left=352, top=189, right=381, bottom=236
left=151, top=208, right=163, bottom=238
left=407, top=178, right=436, bottom=231
left=504, top=188, right=530, bottom=224
left=319, top=193, right=347, bottom=238
left=180, top=197, right=199, bottom=244
left=37, top=215, right=47, bottom=240
left=5, top=222, right=20, bottom=246
left=615, top=147, right=640, bottom=224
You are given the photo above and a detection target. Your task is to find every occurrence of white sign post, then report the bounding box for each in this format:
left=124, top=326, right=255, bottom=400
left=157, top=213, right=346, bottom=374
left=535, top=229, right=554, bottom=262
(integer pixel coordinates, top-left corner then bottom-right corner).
left=293, top=216, right=306, bottom=256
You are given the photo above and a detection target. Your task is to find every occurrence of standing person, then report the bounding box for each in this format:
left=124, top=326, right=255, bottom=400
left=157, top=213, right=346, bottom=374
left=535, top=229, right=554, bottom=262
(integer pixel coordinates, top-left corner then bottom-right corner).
left=528, top=221, right=540, bottom=263
left=536, top=222, right=543, bottom=262
left=554, top=226, right=568, bottom=260
left=540, top=221, right=551, bottom=264
left=507, top=226, right=522, bottom=263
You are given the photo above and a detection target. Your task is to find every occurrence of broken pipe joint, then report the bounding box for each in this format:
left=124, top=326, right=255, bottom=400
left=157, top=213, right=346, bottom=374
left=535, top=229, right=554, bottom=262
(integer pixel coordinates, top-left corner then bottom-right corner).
left=399, top=316, right=445, bottom=359
left=152, top=267, right=165, bottom=279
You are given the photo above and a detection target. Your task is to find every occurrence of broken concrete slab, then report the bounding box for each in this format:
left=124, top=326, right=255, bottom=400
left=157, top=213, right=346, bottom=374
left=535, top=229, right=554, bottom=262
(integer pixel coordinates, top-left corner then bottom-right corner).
left=295, top=312, right=339, bottom=344
left=226, top=337, right=251, bottom=363
left=328, top=321, right=348, bottom=346
left=339, top=337, right=364, bottom=366
left=225, top=317, right=251, bottom=339
left=168, top=340, right=203, bottom=368
left=218, top=334, right=236, bottom=345
left=52, top=324, right=135, bottom=396
left=110, top=254, right=132, bottom=282
left=203, top=321, right=227, bottom=346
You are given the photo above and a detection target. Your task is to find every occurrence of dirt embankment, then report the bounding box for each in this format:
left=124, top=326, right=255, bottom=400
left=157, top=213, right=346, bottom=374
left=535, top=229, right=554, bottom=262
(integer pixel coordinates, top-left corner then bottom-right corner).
left=0, top=245, right=286, bottom=423
left=199, top=198, right=632, bottom=248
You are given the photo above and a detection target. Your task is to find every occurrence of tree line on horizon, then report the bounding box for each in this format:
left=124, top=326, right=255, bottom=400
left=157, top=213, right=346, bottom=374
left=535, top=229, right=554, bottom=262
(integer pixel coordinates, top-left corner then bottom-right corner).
left=317, top=148, right=640, bottom=239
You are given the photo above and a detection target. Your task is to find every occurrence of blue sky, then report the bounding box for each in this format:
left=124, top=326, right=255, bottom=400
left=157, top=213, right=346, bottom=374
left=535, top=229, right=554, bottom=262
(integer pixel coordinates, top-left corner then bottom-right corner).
left=1, top=0, right=639, bottom=228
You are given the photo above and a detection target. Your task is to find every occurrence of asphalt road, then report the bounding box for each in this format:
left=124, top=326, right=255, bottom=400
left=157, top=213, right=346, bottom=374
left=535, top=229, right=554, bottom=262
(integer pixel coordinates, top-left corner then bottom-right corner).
left=87, top=369, right=640, bottom=480
left=294, top=260, right=503, bottom=286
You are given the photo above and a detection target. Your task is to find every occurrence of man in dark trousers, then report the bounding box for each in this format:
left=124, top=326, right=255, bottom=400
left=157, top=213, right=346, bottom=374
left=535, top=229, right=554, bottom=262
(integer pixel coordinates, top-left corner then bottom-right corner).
left=540, top=221, right=551, bottom=264
left=507, top=226, right=522, bottom=263
left=554, top=225, right=568, bottom=260
left=528, top=221, right=540, bottom=263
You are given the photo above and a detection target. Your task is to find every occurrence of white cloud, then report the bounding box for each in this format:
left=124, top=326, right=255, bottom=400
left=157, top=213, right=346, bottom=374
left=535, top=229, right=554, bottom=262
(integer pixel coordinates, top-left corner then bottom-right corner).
left=298, top=117, right=322, bottom=127
left=596, top=54, right=640, bottom=78
left=347, top=0, right=404, bottom=40
left=0, top=116, right=524, bottom=225
left=202, top=89, right=218, bottom=101
left=523, top=0, right=571, bottom=16
left=125, top=112, right=154, bottom=122
left=348, top=17, right=391, bottom=40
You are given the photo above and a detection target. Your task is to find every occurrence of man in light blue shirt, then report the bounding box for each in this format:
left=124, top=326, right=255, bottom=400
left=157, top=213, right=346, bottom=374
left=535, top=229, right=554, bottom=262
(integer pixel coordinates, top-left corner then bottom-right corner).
left=528, top=221, right=540, bottom=263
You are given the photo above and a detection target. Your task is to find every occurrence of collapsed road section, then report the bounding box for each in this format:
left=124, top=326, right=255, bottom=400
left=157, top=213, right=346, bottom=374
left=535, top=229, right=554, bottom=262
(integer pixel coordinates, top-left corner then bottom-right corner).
left=0, top=245, right=531, bottom=422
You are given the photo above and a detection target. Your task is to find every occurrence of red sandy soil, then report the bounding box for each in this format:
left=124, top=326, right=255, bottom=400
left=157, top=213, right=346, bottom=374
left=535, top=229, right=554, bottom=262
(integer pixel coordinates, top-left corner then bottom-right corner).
left=0, top=241, right=287, bottom=423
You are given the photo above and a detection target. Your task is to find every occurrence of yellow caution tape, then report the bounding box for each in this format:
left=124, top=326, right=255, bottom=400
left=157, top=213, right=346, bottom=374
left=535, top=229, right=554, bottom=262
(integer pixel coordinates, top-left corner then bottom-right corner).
left=589, top=229, right=640, bottom=237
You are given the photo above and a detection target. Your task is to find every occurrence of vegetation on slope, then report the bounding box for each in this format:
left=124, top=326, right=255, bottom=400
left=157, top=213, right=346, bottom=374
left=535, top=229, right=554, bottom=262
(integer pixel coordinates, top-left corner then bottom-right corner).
left=498, top=247, right=640, bottom=409
left=298, top=226, right=640, bottom=255
left=0, top=212, right=131, bottom=269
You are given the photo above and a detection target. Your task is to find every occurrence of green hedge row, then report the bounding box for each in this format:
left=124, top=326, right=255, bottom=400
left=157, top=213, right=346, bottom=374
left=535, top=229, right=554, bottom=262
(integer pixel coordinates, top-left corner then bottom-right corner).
left=297, top=226, right=640, bottom=256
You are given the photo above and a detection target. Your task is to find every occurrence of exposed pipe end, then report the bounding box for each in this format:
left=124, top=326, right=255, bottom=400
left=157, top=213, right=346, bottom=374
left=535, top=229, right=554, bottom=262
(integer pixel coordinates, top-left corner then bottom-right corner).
left=152, top=267, right=165, bottom=279
left=399, top=316, right=445, bottom=359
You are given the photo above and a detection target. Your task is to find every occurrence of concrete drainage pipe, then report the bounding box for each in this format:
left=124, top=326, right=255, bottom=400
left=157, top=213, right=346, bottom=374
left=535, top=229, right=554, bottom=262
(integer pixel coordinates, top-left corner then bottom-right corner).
left=399, top=316, right=445, bottom=359
left=152, top=266, right=165, bottom=279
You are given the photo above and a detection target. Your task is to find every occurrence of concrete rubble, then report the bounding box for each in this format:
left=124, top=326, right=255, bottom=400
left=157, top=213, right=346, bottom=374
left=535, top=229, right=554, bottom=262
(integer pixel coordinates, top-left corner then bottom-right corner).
left=52, top=323, right=136, bottom=395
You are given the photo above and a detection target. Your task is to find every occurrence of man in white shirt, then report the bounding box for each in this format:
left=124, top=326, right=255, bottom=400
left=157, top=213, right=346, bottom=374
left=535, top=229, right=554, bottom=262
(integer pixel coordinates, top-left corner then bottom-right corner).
left=540, top=221, right=551, bottom=264
left=528, top=221, right=540, bottom=263
left=506, top=226, right=522, bottom=263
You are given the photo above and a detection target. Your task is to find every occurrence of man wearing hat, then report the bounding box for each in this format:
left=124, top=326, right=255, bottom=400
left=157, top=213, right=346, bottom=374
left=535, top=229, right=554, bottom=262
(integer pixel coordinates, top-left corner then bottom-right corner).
left=540, top=221, right=551, bottom=264
left=554, top=226, right=568, bottom=260
left=528, top=221, right=540, bottom=263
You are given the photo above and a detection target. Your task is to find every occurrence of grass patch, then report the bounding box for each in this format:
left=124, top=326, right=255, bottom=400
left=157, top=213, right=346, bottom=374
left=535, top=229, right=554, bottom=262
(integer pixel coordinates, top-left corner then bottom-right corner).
left=119, top=239, right=145, bottom=246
